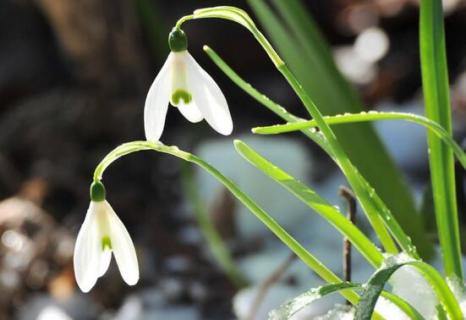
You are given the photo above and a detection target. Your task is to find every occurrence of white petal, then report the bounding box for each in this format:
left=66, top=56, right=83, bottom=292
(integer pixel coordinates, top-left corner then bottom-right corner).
left=144, top=53, right=173, bottom=142
left=185, top=52, right=233, bottom=135
left=98, top=249, right=112, bottom=277
left=177, top=101, right=203, bottom=123
left=105, top=202, right=139, bottom=286
left=73, top=202, right=102, bottom=292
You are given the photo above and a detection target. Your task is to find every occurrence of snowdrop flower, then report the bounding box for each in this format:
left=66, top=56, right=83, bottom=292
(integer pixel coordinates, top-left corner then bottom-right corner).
left=144, top=28, right=233, bottom=141
left=73, top=181, right=139, bottom=292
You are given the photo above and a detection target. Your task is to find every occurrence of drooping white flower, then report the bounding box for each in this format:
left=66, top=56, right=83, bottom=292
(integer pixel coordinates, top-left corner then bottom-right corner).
left=144, top=28, right=233, bottom=142
left=73, top=181, right=139, bottom=292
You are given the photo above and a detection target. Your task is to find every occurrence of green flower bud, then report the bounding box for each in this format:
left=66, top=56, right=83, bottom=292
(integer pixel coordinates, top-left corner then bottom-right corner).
left=90, top=180, right=106, bottom=202
left=168, top=28, right=188, bottom=52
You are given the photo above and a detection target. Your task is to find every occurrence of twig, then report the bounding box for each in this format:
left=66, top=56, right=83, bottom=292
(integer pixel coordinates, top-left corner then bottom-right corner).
left=247, top=253, right=296, bottom=320
left=339, top=186, right=357, bottom=306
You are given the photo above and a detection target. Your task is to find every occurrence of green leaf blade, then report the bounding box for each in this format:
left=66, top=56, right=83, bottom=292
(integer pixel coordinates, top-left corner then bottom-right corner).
left=420, top=0, right=462, bottom=279
left=233, top=139, right=384, bottom=267
left=354, top=256, right=463, bottom=320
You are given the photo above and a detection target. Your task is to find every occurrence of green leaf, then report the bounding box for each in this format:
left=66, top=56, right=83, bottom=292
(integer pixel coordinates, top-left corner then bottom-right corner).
left=269, top=282, right=425, bottom=320
left=268, top=282, right=359, bottom=319
left=354, top=256, right=463, bottom=320
left=252, top=111, right=466, bottom=169
left=247, top=0, right=432, bottom=258
left=420, top=0, right=462, bottom=279
left=233, top=139, right=383, bottom=267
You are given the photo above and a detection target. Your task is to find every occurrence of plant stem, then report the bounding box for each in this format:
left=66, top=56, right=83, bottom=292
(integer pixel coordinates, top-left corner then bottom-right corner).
left=93, top=141, right=360, bottom=303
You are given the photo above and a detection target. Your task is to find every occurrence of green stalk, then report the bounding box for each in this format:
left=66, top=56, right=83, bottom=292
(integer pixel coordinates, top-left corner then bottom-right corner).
left=93, top=141, right=359, bottom=303
left=420, top=0, right=462, bottom=279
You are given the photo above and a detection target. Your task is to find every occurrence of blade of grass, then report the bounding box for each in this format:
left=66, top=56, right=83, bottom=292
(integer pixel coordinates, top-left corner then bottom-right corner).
left=233, top=139, right=383, bottom=267
left=269, top=282, right=360, bottom=320
left=420, top=0, right=462, bottom=279
left=247, top=0, right=431, bottom=258
left=252, top=111, right=466, bottom=169
left=93, top=141, right=359, bottom=304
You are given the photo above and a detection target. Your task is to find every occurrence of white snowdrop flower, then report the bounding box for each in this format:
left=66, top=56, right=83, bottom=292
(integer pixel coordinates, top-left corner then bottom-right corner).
left=73, top=181, right=139, bottom=292
left=144, top=28, right=233, bottom=142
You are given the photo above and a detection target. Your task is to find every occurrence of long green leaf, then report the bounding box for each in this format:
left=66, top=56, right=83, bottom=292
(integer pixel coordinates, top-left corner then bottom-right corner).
left=252, top=111, right=466, bottom=169
left=269, top=282, right=359, bottom=320
left=420, top=0, right=462, bottom=279
left=247, top=0, right=431, bottom=258
left=355, top=257, right=463, bottom=320
left=234, top=140, right=383, bottom=267
left=93, top=141, right=359, bottom=304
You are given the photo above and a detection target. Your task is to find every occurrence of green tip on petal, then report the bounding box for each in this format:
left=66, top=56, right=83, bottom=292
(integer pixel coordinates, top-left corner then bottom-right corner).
left=169, top=27, right=188, bottom=52
left=171, top=89, right=192, bottom=105
left=90, top=180, right=106, bottom=202
left=102, top=236, right=112, bottom=250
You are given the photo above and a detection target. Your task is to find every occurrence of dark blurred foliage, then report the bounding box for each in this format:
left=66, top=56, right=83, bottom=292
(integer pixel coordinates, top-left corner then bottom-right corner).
left=1, top=0, right=466, bottom=318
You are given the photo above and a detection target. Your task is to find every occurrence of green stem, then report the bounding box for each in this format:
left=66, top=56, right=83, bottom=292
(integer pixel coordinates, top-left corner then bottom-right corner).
left=420, top=0, right=462, bottom=279
left=93, top=141, right=360, bottom=303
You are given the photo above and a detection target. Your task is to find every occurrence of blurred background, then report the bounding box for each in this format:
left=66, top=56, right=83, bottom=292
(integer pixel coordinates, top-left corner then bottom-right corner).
left=1, top=0, right=466, bottom=319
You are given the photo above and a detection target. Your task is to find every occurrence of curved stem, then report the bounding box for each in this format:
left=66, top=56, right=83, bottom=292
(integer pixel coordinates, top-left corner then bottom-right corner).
left=93, top=141, right=360, bottom=303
